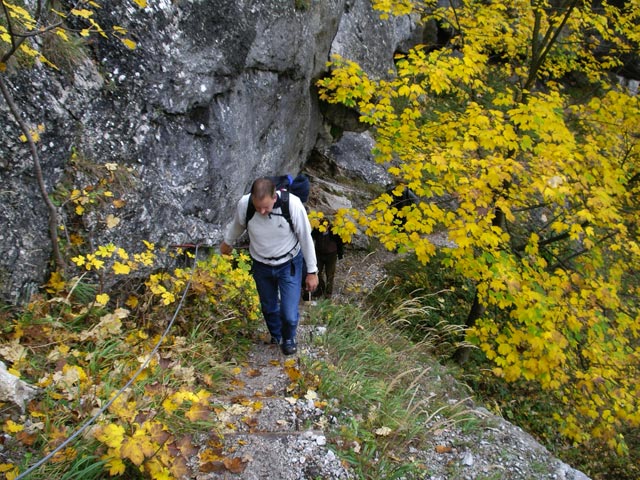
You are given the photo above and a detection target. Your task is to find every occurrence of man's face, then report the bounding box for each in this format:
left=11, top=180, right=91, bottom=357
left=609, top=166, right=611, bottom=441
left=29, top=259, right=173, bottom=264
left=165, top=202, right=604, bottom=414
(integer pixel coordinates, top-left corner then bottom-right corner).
left=253, top=194, right=277, bottom=216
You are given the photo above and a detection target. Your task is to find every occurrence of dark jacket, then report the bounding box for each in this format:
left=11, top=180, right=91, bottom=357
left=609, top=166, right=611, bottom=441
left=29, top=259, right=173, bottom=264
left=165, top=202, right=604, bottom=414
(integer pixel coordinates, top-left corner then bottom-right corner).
left=312, top=225, right=344, bottom=259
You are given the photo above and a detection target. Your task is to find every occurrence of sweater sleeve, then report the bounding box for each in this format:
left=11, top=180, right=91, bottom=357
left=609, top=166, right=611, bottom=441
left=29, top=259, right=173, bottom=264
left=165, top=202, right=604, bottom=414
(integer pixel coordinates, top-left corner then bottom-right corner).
left=223, top=194, right=250, bottom=245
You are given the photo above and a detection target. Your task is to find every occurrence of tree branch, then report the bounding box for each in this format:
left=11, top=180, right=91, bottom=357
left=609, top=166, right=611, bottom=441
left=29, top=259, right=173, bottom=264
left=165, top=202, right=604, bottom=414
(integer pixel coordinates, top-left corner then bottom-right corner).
left=0, top=75, right=65, bottom=271
left=525, top=0, right=581, bottom=90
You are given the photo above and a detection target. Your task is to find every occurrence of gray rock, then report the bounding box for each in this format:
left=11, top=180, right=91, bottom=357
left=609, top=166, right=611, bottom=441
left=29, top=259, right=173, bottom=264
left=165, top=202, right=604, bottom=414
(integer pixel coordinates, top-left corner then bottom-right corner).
left=325, top=131, right=391, bottom=185
left=0, top=0, right=418, bottom=302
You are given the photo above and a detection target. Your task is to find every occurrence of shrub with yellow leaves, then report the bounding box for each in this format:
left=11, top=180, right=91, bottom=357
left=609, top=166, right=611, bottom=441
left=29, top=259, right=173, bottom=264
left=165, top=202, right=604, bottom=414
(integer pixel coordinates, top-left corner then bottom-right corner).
left=318, top=0, right=640, bottom=464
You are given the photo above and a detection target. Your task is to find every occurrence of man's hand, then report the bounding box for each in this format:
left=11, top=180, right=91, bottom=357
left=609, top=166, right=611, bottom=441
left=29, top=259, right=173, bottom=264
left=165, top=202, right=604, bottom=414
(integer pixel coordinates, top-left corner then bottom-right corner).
left=305, top=273, right=319, bottom=292
left=220, top=242, right=233, bottom=255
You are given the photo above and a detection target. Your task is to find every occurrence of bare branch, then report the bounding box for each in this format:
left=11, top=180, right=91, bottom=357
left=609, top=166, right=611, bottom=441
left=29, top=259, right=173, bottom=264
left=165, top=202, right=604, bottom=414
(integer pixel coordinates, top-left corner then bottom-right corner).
left=0, top=75, right=65, bottom=270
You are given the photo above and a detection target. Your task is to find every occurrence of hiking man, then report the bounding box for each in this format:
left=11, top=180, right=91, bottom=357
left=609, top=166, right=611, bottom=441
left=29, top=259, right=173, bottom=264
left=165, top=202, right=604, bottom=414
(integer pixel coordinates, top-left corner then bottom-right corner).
left=220, top=177, right=318, bottom=355
left=312, top=219, right=344, bottom=299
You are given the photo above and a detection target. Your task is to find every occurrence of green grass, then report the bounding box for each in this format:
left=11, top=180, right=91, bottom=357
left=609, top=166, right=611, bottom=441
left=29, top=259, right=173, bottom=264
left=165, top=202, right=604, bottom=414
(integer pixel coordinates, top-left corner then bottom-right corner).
left=302, top=299, right=480, bottom=478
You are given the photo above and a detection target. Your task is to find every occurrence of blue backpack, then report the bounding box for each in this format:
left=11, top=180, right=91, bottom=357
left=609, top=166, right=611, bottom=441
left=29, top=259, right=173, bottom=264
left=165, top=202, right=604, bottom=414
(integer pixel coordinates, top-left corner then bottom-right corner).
left=245, top=174, right=310, bottom=231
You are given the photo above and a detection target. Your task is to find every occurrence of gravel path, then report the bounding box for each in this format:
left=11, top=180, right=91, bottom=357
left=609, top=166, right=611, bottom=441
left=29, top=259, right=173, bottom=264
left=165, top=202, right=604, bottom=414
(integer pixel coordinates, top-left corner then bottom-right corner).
left=187, top=324, right=352, bottom=480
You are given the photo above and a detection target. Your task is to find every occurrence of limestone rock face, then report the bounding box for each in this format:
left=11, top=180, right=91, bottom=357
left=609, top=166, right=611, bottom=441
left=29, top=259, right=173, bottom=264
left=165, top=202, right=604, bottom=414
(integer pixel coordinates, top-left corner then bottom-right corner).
left=0, top=0, right=417, bottom=302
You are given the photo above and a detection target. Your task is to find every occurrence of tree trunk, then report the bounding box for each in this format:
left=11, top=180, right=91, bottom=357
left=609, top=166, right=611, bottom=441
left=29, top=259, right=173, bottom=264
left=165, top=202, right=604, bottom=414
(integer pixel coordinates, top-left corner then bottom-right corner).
left=452, top=207, right=505, bottom=364
left=452, top=291, right=486, bottom=364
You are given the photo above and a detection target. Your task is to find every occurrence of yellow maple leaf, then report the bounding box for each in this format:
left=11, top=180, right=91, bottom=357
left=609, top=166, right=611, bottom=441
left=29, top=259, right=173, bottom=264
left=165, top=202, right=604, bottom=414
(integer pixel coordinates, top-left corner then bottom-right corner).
left=95, top=293, right=110, bottom=306
left=3, top=420, right=24, bottom=434
left=69, top=233, right=84, bottom=246
left=121, top=38, right=137, bottom=50
left=0, top=463, right=16, bottom=473
left=125, top=295, right=139, bottom=308
left=120, top=435, right=146, bottom=466
left=45, top=271, right=65, bottom=293
left=185, top=403, right=210, bottom=421
left=71, top=255, right=85, bottom=267
left=284, top=364, right=301, bottom=382
left=103, top=456, right=126, bottom=476
left=95, top=423, right=125, bottom=449
left=70, top=8, right=93, bottom=18
left=132, top=0, right=147, bottom=8
left=113, top=262, right=130, bottom=275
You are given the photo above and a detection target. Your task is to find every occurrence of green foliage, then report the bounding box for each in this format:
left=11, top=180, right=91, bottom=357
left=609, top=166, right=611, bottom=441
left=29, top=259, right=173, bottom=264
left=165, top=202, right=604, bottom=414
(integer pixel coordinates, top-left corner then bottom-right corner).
left=370, top=251, right=474, bottom=324
left=60, top=454, right=107, bottom=480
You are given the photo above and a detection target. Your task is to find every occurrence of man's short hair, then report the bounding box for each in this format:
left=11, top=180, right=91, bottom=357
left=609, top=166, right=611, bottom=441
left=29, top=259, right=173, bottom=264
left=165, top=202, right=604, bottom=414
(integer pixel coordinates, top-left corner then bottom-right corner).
left=251, top=177, right=276, bottom=200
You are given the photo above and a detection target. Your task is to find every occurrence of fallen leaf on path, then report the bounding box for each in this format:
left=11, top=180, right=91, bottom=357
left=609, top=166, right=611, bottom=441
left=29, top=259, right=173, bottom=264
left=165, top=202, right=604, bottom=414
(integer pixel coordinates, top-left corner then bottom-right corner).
left=435, top=445, right=453, bottom=454
left=224, top=456, right=248, bottom=473
left=170, top=456, right=190, bottom=478
left=175, top=435, right=199, bottom=457
left=200, top=461, right=226, bottom=473
left=375, top=426, right=392, bottom=436
left=244, top=416, right=258, bottom=428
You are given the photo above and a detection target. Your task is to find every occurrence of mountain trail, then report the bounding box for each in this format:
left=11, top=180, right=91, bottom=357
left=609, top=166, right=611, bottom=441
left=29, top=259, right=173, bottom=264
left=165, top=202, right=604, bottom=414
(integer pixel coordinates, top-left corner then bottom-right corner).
left=187, top=315, right=351, bottom=480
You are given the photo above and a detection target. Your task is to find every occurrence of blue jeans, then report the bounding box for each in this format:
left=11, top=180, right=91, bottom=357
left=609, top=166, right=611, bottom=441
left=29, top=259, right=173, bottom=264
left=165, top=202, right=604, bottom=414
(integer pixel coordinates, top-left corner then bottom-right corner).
left=252, top=251, right=303, bottom=342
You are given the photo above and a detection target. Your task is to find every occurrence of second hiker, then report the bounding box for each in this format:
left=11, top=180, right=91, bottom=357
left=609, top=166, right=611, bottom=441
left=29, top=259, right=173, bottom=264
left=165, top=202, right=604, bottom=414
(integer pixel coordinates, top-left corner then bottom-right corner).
left=312, top=218, right=344, bottom=299
left=220, top=177, right=318, bottom=355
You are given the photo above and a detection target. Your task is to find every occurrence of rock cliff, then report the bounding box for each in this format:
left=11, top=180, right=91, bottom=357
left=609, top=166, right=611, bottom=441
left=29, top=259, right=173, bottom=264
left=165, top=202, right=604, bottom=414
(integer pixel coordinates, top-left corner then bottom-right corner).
left=0, top=0, right=418, bottom=302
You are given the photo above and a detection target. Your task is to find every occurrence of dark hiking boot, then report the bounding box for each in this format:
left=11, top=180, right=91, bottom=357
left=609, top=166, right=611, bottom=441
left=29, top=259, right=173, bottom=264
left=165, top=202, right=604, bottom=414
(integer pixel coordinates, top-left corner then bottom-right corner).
left=270, top=336, right=282, bottom=345
left=281, top=339, right=297, bottom=356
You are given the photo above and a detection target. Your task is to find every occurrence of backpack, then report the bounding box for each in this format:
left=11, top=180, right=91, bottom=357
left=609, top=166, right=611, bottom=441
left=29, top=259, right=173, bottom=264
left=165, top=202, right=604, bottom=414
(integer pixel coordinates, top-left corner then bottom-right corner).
left=245, top=174, right=310, bottom=231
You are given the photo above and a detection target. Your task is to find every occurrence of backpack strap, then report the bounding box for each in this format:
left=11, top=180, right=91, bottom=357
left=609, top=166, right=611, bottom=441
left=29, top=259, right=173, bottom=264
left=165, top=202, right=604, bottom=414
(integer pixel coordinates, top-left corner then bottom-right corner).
left=278, top=190, right=294, bottom=232
left=245, top=194, right=256, bottom=226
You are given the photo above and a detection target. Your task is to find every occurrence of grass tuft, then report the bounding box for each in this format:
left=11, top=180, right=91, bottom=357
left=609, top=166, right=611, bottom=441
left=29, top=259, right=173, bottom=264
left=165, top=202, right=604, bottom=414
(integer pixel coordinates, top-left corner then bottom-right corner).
left=303, top=299, right=479, bottom=477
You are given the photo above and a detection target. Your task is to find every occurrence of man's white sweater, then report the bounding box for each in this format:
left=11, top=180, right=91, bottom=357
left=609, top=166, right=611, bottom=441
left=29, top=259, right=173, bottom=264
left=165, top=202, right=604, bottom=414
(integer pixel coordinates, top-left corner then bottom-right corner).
left=223, top=192, right=318, bottom=273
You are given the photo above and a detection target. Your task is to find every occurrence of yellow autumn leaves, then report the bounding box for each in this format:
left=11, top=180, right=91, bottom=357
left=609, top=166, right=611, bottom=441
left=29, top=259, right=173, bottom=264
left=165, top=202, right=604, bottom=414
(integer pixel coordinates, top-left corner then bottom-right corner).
left=318, top=0, right=640, bottom=454
left=1, top=0, right=146, bottom=72
left=2, top=246, right=262, bottom=479
left=70, top=242, right=155, bottom=304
